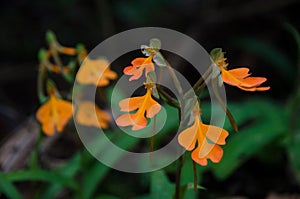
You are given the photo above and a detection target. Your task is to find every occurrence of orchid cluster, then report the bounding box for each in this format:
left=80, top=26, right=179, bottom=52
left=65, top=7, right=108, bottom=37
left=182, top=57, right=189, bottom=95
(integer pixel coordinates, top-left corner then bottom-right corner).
left=114, top=39, right=270, bottom=166
left=36, top=31, right=117, bottom=135
left=36, top=34, right=269, bottom=168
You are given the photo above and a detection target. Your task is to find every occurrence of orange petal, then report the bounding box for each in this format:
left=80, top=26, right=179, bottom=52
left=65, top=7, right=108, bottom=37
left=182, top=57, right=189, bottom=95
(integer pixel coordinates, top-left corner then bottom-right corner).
left=240, top=77, right=267, bottom=88
left=192, top=144, right=224, bottom=165
left=197, top=139, right=215, bottom=159
left=119, top=96, right=144, bottom=112
left=221, top=69, right=242, bottom=86
left=104, top=68, right=118, bottom=79
left=55, top=99, right=72, bottom=132
left=255, top=86, right=270, bottom=91
left=56, top=99, right=73, bottom=120
left=115, top=113, right=148, bottom=130
left=145, top=97, right=161, bottom=118
left=42, top=119, right=55, bottom=136
left=36, top=101, right=51, bottom=123
left=237, top=85, right=270, bottom=92
left=131, top=57, right=147, bottom=66
left=226, top=68, right=250, bottom=79
left=76, top=102, right=110, bottom=128
left=207, top=145, right=223, bottom=163
left=123, top=66, right=135, bottom=75
left=178, top=118, right=199, bottom=151
left=201, top=123, right=229, bottom=145
left=77, top=58, right=116, bottom=86
left=191, top=147, right=208, bottom=166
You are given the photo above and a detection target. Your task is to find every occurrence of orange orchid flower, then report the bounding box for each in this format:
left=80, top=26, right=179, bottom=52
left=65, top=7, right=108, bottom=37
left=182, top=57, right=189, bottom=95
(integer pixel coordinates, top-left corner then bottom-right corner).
left=36, top=94, right=72, bottom=136
left=76, top=58, right=117, bottom=87
left=178, top=109, right=229, bottom=166
left=123, top=56, right=155, bottom=81
left=216, top=57, right=270, bottom=91
left=115, top=84, right=161, bottom=130
left=76, top=101, right=111, bottom=128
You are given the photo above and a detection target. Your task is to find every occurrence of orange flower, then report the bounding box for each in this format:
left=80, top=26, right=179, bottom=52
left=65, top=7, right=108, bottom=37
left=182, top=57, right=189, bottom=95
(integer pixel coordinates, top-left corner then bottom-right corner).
left=76, top=58, right=117, bottom=87
left=76, top=101, right=111, bottom=128
left=215, top=56, right=270, bottom=92
left=115, top=85, right=161, bottom=130
left=123, top=56, right=155, bottom=81
left=36, top=94, right=72, bottom=136
left=178, top=111, right=229, bottom=166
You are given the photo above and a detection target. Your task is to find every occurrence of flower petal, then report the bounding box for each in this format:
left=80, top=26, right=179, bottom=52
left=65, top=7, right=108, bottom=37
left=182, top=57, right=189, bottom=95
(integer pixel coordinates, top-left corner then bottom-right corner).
left=178, top=118, right=198, bottom=151
left=201, top=123, right=229, bottom=145
left=76, top=102, right=110, bottom=128
left=119, top=96, right=144, bottom=112
left=207, top=145, right=223, bottom=163
left=221, top=69, right=242, bottom=86
left=36, top=101, right=51, bottom=123
left=198, top=139, right=215, bottom=159
left=115, top=113, right=148, bottom=130
left=191, top=147, right=208, bottom=166
left=42, top=119, right=55, bottom=136
left=240, top=77, right=267, bottom=88
left=226, top=68, right=250, bottom=78
left=132, top=57, right=147, bottom=66
left=145, top=97, right=161, bottom=118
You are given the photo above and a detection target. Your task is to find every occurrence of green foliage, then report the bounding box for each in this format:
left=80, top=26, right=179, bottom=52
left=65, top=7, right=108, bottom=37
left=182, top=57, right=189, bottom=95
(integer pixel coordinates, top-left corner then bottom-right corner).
left=5, top=169, right=78, bottom=190
left=211, top=99, right=287, bottom=179
left=0, top=173, right=22, bottom=199
left=150, top=170, right=175, bottom=199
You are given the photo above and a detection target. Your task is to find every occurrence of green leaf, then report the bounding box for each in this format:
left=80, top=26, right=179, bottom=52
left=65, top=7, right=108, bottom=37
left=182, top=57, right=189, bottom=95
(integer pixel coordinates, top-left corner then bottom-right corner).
left=150, top=170, right=175, bottom=199
left=5, top=169, right=78, bottom=190
left=210, top=99, right=286, bottom=180
left=80, top=130, right=140, bottom=199
left=0, top=173, right=22, bottom=199
left=81, top=162, right=110, bottom=199
left=38, top=153, right=82, bottom=199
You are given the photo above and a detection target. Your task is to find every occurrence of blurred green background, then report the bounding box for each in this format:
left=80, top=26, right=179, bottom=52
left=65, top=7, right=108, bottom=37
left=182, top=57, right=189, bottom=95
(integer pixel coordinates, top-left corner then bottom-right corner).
left=0, top=0, right=300, bottom=198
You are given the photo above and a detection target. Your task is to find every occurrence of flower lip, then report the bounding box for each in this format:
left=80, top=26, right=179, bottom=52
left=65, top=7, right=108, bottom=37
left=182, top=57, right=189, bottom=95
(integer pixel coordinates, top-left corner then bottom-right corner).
left=116, top=87, right=161, bottom=130
left=36, top=94, right=72, bottom=136
left=178, top=111, right=229, bottom=166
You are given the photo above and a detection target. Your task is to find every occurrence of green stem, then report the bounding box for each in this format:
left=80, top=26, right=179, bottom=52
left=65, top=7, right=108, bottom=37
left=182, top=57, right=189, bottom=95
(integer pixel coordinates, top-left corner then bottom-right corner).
left=165, top=60, right=183, bottom=98
left=174, top=155, right=184, bottom=199
left=37, top=64, right=47, bottom=103
left=50, top=43, right=64, bottom=70
left=157, top=87, right=180, bottom=109
left=212, top=78, right=238, bottom=132
left=193, top=161, right=197, bottom=192
left=192, top=64, right=213, bottom=91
